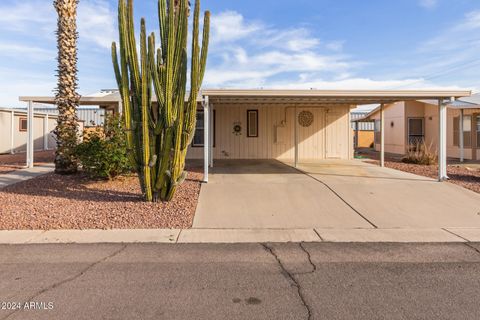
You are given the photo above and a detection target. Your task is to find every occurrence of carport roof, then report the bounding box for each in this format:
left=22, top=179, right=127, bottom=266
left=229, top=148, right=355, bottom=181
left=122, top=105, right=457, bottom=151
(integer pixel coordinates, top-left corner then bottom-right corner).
left=202, top=89, right=471, bottom=105
left=19, top=89, right=471, bottom=106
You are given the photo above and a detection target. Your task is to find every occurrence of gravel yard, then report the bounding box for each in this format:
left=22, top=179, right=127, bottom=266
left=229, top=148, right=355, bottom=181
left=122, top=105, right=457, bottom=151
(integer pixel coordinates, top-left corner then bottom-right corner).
left=0, top=167, right=202, bottom=230
left=0, top=151, right=55, bottom=174
left=359, top=149, right=480, bottom=194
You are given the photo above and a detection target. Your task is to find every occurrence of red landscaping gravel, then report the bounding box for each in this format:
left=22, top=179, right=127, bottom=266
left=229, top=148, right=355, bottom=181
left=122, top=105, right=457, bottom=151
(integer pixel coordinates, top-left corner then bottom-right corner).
left=0, top=168, right=203, bottom=230
left=0, top=151, right=55, bottom=174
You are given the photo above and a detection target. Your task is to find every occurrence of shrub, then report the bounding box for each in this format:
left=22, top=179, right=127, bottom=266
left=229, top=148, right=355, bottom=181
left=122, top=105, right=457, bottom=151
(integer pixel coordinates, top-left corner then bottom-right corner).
left=75, top=114, right=133, bottom=179
left=402, top=142, right=437, bottom=165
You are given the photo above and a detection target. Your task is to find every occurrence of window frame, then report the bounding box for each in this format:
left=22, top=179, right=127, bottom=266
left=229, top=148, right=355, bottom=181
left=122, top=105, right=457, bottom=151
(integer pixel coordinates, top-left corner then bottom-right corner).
left=246, top=109, right=259, bottom=138
left=191, top=109, right=216, bottom=148
left=19, top=118, right=28, bottom=132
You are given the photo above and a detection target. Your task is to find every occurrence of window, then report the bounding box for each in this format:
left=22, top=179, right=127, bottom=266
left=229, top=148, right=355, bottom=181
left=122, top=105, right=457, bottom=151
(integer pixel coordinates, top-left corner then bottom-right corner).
left=374, top=119, right=381, bottom=144
left=408, top=118, right=425, bottom=146
left=453, top=116, right=472, bottom=147
left=19, top=118, right=27, bottom=132
left=247, top=110, right=258, bottom=138
left=192, top=110, right=215, bottom=147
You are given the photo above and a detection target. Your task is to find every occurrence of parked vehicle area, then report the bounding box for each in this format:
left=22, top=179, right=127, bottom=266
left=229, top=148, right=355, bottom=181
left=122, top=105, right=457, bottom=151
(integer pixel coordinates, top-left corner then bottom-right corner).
left=194, top=159, right=480, bottom=230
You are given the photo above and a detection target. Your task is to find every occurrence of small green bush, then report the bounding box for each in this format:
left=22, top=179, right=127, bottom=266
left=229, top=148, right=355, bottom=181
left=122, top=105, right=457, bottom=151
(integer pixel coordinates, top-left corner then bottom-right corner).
left=402, top=142, right=437, bottom=165
left=75, top=114, right=133, bottom=179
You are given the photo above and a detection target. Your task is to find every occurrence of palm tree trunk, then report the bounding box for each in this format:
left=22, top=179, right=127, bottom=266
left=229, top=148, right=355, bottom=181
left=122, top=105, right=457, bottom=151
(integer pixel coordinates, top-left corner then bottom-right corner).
left=54, top=0, right=80, bottom=174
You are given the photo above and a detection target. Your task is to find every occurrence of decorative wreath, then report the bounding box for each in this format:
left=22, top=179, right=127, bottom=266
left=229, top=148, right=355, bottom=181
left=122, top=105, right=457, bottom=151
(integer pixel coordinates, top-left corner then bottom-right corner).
left=233, top=122, right=242, bottom=135
left=298, top=111, right=314, bottom=127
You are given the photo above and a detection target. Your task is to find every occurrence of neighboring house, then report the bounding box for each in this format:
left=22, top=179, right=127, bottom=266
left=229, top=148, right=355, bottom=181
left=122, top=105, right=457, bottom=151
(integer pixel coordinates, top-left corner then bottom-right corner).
left=351, top=111, right=375, bottom=148
left=0, top=108, right=85, bottom=155
left=0, top=108, right=57, bottom=154
left=358, top=95, right=480, bottom=160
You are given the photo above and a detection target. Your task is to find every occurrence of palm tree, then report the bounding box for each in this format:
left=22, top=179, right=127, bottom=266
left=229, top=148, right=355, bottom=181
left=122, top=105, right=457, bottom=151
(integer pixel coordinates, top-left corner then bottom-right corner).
left=53, top=0, right=80, bottom=174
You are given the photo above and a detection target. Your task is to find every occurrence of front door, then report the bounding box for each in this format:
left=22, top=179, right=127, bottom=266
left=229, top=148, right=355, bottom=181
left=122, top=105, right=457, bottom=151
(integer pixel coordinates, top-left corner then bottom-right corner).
left=325, top=111, right=345, bottom=159
left=408, top=118, right=425, bottom=147
left=297, top=108, right=325, bottom=162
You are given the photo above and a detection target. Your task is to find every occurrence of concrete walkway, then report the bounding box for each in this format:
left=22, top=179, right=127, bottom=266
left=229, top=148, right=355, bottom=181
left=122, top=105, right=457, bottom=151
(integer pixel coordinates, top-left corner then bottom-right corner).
left=0, top=227, right=479, bottom=244
left=0, top=164, right=54, bottom=189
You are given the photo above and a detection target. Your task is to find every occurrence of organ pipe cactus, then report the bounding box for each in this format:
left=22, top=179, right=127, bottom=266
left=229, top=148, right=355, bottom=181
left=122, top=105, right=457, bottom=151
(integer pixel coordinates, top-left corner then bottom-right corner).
left=112, top=0, right=209, bottom=202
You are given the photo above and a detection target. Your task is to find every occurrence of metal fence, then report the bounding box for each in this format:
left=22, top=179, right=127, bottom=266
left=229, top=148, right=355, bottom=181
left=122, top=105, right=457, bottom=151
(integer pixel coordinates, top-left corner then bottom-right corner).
left=13, top=107, right=105, bottom=127
left=351, top=112, right=374, bottom=131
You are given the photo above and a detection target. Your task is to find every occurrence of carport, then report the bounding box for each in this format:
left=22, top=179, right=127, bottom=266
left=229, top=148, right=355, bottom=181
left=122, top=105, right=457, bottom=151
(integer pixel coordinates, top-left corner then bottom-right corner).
left=200, top=89, right=471, bottom=182
left=19, top=89, right=471, bottom=182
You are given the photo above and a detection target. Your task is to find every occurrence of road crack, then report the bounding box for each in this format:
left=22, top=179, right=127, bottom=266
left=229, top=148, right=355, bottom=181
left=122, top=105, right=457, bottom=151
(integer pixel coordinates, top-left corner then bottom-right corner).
left=2, top=244, right=128, bottom=320
left=261, top=243, right=313, bottom=320
left=298, top=242, right=316, bottom=275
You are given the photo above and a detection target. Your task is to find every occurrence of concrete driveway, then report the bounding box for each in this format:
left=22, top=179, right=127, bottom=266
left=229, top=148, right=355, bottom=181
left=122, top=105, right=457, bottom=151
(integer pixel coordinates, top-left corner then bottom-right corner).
left=193, top=160, right=480, bottom=229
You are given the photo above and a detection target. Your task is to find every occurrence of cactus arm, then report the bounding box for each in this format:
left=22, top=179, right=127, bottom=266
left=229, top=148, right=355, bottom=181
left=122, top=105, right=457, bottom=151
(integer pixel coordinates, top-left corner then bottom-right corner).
left=164, top=49, right=188, bottom=201
left=112, top=1, right=137, bottom=170
left=164, top=0, right=176, bottom=127
left=172, top=0, right=188, bottom=90
left=140, top=18, right=153, bottom=202
left=198, top=11, right=210, bottom=87
left=126, top=0, right=141, bottom=101
left=189, top=0, right=200, bottom=103
left=158, top=0, right=167, bottom=62
left=149, top=34, right=165, bottom=109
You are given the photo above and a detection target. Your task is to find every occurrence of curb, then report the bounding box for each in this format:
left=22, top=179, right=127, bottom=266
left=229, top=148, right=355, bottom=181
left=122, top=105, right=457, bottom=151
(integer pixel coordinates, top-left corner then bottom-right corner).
left=0, top=228, right=478, bottom=244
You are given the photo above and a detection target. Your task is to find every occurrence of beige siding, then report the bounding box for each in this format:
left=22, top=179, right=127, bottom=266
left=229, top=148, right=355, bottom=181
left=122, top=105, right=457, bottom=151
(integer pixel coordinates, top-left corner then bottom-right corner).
left=187, top=104, right=352, bottom=161
left=368, top=101, right=480, bottom=160
left=373, top=102, right=406, bottom=154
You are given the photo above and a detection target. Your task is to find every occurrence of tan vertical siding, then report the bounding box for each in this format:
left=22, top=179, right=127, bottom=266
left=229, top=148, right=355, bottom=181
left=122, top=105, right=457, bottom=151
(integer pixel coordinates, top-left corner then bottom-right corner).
left=186, top=104, right=352, bottom=161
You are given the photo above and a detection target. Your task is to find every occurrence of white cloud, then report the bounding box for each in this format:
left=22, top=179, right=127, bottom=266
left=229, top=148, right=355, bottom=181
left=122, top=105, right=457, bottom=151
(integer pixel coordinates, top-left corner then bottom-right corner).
left=419, top=0, right=437, bottom=9
left=0, top=0, right=115, bottom=48
left=203, top=10, right=479, bottom=92
left=210, top=11, right=263, bottom=44
left=205, top=11, right=355, bottom=89
left=78, top=0, right=116, bottom=49
left=0, top=2, right=54, bottom=35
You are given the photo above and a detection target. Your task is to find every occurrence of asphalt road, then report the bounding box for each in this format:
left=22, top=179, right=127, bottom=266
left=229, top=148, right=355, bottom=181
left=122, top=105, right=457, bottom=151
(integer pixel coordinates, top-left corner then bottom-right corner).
left=1, top=242, right=480, bottom=320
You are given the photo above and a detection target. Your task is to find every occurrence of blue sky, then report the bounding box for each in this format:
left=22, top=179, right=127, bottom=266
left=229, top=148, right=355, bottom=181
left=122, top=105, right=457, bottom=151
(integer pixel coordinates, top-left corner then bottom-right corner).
left=0, top=0, right=479, bottom=107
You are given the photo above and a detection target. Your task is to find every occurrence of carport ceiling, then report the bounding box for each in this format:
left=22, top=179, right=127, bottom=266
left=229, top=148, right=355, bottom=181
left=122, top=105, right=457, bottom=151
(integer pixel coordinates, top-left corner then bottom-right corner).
left=202, top=89, right=472, bottom=105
